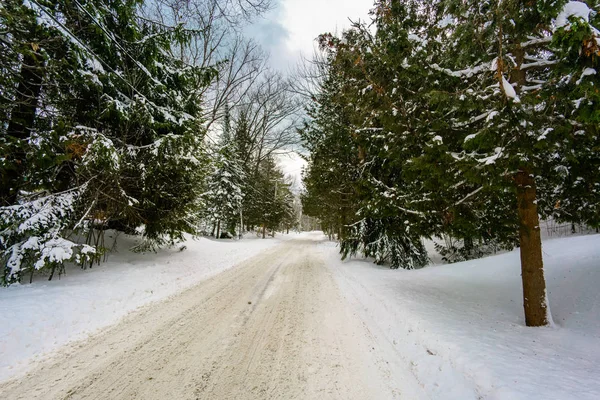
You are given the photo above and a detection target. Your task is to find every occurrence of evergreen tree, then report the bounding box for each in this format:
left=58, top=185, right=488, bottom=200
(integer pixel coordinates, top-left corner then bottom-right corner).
left=243, top=156, right=291, bottom=238
left=299, top=59, right=359, bottom=242
left=1, top=0, right=215, bottom=283
left=303, top=1, right=435, bottom=268
left=425, top=0, right=600, bottom=326
left=203, top=136, right=245, bottom=239
left=302, top=0, right=600, bottom=326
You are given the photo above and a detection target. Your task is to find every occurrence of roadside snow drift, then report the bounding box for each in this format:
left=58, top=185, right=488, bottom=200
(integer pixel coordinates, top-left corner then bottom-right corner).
left=0, top=232, right=290, bottom=382
left=325, top=234, right=600, bottom=400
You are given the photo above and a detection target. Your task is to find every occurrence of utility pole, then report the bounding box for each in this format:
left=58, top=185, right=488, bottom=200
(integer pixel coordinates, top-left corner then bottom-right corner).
left=239, top=202, right=243, bottom=239
left=272, top=181, right=278, bottom=237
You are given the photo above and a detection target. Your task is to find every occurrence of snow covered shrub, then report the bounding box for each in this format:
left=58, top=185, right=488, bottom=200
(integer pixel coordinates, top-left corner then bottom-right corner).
left=129, top=131, right=209, bottom=250
left=0, top=189, right=95, bottom=285
left=433, top=235, right=508, bottom=264
left=202, top=138, right=245, bottom=238
left=341, top=218, right=428, bottom=269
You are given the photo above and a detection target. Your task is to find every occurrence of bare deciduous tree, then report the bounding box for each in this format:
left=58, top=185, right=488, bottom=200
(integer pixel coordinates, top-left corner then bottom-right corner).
left=233, top=71, right=301, bottom=171
left=141, top=0, right=271, bottom=129
left=289, top=51, right=329, bottom=102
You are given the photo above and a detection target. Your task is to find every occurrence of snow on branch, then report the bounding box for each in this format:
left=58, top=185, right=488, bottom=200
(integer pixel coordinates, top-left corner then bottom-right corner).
left=454, top=111, right=492, bottom=128
left=520, top=36, right=552, bottom=48
left=555, top=2, right=592, bottom=30
left=431, top=62, right=489, bottom=78
left=370, top=178, right=425, bottom=216
left=451, top=186, right=484, bottom=208
left=576, top=68, right=597, bottom=85
left=501, top=75, right=520, bottom=102
left=521, top=60, right=558, bottom=70
left=522, top=84, right=543, bottom=92
left=1, top=188, right=96, bottom=284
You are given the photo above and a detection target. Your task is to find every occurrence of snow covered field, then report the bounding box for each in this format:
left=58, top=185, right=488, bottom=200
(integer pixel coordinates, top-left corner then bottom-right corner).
left=0, top=232, right=291, bottom=382
left=325, top=234, right=600, bottom=400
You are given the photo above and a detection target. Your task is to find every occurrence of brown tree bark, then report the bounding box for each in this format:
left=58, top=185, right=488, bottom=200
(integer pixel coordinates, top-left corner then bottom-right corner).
left=506, top=41, right=550, bottom=326
left=515, top=168, right=550, bottom=327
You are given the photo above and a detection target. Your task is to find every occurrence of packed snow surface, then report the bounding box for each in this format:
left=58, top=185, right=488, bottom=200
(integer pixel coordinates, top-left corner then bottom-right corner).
left=0, top=234, right=421, bottom=399
left=0, top=232, right=288, bottom=382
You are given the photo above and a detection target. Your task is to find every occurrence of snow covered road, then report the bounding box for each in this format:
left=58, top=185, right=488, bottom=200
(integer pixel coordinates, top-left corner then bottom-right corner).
left=0, top=233, right=425, bottom=400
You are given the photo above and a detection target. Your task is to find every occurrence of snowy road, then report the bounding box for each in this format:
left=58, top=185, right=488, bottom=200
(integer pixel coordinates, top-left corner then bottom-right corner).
left=0, top=233, right=425, bottom=400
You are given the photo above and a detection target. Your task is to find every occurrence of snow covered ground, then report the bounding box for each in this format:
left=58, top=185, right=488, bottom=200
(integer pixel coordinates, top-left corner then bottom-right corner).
left=325, top=234, right=600, bottom=400
left=2, top=231, right=599, bottom=399
left=0, top=231, right=292, bottom=382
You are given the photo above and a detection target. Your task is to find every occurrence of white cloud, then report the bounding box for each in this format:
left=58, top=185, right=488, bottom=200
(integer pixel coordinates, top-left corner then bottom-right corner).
left=280, top=0, right=372, bottom=59
left=247, top=0, right=372, bottom=71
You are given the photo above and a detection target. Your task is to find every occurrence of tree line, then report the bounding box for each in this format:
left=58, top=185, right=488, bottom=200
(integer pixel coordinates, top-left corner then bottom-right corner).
left=0, top=0, right=299, bottom=285
left=300, top=0, right=600, bottom=326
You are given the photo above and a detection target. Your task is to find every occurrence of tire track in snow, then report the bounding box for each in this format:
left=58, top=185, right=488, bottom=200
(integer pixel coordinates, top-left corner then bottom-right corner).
left=0, top=236, right=424, bottom=399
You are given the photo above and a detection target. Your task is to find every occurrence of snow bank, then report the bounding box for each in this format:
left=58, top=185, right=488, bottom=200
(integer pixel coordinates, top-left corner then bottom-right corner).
left=0, top=232, right=291, bottom=382
left=325, top=234, right=600, bottom=399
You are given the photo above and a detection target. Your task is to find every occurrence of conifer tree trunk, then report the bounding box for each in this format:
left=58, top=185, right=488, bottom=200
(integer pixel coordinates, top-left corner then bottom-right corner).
left=216, top=220, right=221, bottom=239
left=340, top=207, right=347, bottom=240
left=1, top=52, right=43, bottom=205
left=508, top=42, right=550, bottom=327
left=464, top=236, right=474, bottom=258
left=262, top=224, right=266, bottom=239
left=515, top=168, right=550, bottom=326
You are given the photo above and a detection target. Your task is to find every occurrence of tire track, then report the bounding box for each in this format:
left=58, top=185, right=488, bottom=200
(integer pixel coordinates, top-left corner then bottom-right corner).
left=0, top=237, right=409, bottom=400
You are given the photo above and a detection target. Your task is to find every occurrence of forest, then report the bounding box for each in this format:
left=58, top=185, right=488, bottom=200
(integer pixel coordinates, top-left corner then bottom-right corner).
left=1, top=0, right=599, bottom=328
left=0, top=0, right=300, bottom=284
left=300, top=0, right=600, bottom=326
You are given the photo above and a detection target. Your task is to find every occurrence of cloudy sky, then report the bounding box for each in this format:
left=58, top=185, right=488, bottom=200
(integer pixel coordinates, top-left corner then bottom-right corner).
left=247, top=0, right=372, bottom=72
left=245, top=0, right=373, bottom=183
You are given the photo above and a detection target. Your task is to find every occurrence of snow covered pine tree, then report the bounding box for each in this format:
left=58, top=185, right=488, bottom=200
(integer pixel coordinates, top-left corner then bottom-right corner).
left=1, top=0, right=215, bottom=284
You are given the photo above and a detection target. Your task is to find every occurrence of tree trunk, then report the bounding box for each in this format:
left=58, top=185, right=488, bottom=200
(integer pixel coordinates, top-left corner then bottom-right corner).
left=340, top=205, right=348, bottom=240
left=463, top=236, right=474, bottom=258
left=1, top=52, right=44, bottom=205
left=515, top=168, right=550, bottom=327
left=216, top=220, right=221, bottom=239
left=262, top=224, right=266, bottom=239
left=48, top=264, right=57, bottom=281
